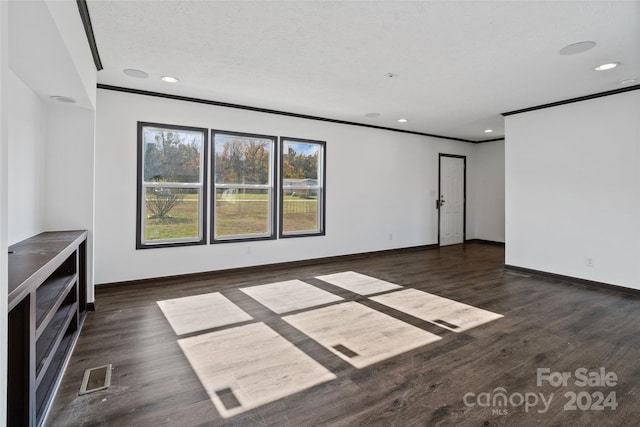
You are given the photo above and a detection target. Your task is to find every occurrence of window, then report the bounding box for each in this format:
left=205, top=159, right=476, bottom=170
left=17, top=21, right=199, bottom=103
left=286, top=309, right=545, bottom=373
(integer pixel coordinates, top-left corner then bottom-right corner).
left=212, top=130, right=277, bottom=242
left=137, top=122, right=207, bottom=248
left=137, top=124, right=325, bottom=248
left=280, top=137, right=325, bottom=237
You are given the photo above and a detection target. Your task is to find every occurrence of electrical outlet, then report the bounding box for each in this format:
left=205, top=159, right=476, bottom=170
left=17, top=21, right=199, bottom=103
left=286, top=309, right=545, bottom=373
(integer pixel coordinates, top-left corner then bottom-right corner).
left=246, top=246, right=252, bottom=255
left=585, top=257, right=594, bottom=267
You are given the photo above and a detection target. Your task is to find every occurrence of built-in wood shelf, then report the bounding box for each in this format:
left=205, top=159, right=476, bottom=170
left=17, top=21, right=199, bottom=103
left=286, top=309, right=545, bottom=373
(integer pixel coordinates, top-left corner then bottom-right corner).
left=7, top=230, right=88, bottom=427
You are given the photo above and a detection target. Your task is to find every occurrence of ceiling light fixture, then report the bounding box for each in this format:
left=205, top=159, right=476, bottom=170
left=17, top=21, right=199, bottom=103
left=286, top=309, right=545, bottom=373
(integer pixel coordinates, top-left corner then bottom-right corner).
left=123, top=69, right=149, bottom=78
left=484, top=129, right=494, bottom=133
left=559, top=41, right=596, bottom=55
left=594, top=62, right=620, bottom=71
left=620, top=78, right=637, bottom=86
left=161, top=76, right=179, bottom=83
left=50, top=95, right=76, bottom=104
left=397, top=118, right=408, bottom=123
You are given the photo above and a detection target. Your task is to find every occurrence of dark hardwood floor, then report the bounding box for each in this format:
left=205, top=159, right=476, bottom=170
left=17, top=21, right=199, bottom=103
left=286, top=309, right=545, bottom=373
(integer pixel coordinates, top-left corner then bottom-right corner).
left=46, top=243, right=640, bottom=426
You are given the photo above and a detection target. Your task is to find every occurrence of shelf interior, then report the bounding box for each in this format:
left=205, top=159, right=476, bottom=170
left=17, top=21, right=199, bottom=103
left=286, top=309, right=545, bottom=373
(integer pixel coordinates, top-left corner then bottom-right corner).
left=35, top=316, right=77, bottom=422
left=35, top=295, right=78, bottom=381
left=35, top=251, right=77, bottom=329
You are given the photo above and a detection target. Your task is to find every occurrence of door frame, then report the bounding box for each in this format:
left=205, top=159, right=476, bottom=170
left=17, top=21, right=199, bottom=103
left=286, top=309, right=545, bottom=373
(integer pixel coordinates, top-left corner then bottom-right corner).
left=438, top=153, right=467, bottom=246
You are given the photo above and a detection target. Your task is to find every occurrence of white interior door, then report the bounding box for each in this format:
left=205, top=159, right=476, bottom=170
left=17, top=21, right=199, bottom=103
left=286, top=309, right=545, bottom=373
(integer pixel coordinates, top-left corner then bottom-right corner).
left=439, top=156, right=465, bottom=246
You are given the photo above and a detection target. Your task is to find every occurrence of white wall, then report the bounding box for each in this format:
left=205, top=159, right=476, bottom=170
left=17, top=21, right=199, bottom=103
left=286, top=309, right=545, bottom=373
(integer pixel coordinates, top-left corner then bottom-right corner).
left=7, top=70, right=46, bottom=244
left=505, top=90, right=640, bottom=289
left=95, top=89, right=481, bottom=284
left=44, top=0, right=98, bottom=109
left=472, top=140, right=505, bottom=243
left=44, top=105, right=96, bottom=301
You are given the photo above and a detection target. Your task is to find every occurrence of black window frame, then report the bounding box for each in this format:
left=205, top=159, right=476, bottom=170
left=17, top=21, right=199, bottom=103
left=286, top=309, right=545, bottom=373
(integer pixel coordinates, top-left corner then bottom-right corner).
left=279, top=137, right=326, bottom=238
left=136, top=122, right=208, bottom=249
left=211, top=129, right=278, bottom=243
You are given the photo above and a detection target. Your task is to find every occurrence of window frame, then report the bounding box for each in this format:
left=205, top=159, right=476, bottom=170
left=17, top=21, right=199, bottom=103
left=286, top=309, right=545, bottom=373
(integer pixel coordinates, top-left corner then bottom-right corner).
left=279, top=137, right=326, bottom=238
left=136, top=122, right=208, bottom=249
left=211, top=129, right=278, bottom=243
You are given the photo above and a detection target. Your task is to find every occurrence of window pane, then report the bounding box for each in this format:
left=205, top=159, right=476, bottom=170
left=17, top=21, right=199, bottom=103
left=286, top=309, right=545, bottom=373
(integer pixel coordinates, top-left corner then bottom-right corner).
left=145, top=187, right=201, bottom=241
left=281, top=139, right=324, bottom=236
left=214, top=134, right=272, bottom=185
left=144, top=128, right=203, bottom=183
left=283, top=141, right=319, bottom=181
left=212, top=131, right=276, bottom=242
left=282, top=194, right=319, bottom=234
left=215, top=188, right=271, bottom=238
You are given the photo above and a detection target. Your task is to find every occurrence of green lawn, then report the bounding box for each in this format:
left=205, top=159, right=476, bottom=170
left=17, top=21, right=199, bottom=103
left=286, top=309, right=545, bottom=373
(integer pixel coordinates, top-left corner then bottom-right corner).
left=145, top=198, right=199, bottom=241
left=145, top=196, right=319, bottom=240
left=216, top=200, right=269, bottom=236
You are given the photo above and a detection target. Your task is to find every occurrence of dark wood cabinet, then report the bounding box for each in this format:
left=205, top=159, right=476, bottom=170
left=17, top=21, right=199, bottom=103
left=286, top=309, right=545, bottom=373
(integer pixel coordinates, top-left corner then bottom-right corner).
left=7, top=231, right=88, bottom=427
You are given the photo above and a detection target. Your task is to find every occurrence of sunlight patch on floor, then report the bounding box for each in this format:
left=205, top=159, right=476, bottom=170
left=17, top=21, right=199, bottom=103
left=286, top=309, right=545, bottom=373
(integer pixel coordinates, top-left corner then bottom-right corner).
left=315, top=271, right=402, bottom=295
left=157, top=292, right=252, bottom=335
left=371, top=288, right=503, bottom=332
left=240, top=279, right=343, bottom=314
left=158, top=272, right=503, bottom=419
left=284, top=301, right=441, bottom=368
left=178, top=322, right=336, bottom=418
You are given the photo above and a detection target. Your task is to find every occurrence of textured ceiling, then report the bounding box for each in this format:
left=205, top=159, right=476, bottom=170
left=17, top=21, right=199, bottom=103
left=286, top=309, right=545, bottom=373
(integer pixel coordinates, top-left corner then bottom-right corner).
left=88, top=0, right=640, bottom=142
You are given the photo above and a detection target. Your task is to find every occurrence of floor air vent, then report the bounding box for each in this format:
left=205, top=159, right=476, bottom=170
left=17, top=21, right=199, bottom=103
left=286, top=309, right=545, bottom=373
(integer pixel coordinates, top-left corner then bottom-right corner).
left=79, top=364, right=112, bottom=395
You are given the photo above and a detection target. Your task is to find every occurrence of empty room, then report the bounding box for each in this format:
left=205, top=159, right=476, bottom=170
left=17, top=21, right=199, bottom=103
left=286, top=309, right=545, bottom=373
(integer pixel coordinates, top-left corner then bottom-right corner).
left=2, top=0, right=640, bottom=426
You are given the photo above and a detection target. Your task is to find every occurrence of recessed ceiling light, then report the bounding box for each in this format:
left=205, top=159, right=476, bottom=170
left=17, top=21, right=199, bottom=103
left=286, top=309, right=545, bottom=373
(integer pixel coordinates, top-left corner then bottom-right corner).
left=620, top=78, right=637, bottom=86
left=161, top=76, right=179, bottom=83
left=484, top=129, right=494, bottom=133
left=123, top=69, right=149, bottom=78
left=365, top=113, right=381, bottom=118
left=559, top=41, right=596, bottom=55
left=397, top=118, right=408, bottom=123
left=594, top=62, right=620, bottom=71
left=50, top=95, right=76, bottom=104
